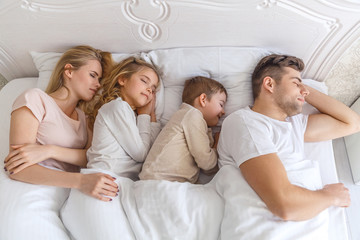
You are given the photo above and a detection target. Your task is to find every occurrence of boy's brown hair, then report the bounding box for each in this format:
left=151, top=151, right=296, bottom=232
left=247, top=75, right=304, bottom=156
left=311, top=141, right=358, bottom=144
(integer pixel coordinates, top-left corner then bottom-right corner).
left=251, top=54, right=304, bottom=100
left=182, top=76, right=227, bottom=106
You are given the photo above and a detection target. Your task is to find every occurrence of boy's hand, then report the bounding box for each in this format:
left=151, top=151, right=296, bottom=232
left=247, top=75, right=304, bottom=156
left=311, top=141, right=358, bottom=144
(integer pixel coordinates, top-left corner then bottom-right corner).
left=212, top=132, right=220, bottom=149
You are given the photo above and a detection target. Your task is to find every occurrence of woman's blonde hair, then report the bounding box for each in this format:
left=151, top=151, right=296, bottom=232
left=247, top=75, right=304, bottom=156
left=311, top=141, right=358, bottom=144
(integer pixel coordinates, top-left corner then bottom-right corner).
left=86, top=56, right=159, bottom=130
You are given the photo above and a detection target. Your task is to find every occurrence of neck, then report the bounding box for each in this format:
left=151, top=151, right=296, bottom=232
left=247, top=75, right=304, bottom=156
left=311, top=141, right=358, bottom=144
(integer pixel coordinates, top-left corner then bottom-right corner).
left=49, top=87, right=79, bottom=118
left=251, top=98, right=287, bottom=121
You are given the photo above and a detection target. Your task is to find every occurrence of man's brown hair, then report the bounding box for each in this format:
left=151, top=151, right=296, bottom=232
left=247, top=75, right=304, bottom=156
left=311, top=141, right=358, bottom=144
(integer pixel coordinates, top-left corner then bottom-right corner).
left=251, top=54, right=304, bottom=100
left=182, top=76, right=227, bottom=106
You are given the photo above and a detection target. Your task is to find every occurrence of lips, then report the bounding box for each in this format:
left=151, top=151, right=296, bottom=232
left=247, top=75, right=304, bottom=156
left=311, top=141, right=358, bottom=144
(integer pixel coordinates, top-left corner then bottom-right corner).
left=141, top=93, right=149, bottom=99
left=297, top=97, right=305, bottom=103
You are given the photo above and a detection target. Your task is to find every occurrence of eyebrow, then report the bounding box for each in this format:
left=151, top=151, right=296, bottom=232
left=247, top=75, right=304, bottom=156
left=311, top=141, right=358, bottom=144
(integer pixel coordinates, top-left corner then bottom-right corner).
left=141, top=74, right=150, bottom=81
left=292, top=77, right=302, bottom=82
left=91, top=71, right=99, bottom=76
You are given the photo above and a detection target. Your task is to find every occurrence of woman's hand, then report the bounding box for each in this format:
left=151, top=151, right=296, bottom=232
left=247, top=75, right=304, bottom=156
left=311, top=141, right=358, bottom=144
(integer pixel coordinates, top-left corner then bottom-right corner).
left=78, top=173, right=119, bottom=202
left=4, top=144, right=51, bottom=174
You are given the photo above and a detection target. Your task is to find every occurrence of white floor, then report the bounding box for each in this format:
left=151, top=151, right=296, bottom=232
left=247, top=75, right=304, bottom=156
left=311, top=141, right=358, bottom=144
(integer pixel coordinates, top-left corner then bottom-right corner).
left=333, top=138, right=360, bottom=240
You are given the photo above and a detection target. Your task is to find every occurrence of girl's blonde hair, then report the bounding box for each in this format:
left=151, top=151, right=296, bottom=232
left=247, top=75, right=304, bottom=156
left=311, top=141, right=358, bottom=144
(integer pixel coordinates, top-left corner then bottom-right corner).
left=86, top=57, right=159, bottom=130
left=45, top=45, right=113, bottom=96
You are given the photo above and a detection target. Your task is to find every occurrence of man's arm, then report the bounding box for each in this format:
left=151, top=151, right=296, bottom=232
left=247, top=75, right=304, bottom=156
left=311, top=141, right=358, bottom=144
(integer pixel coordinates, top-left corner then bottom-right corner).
left=304, top=85, right=360, bottom=142
left=240, top=153, right=350, bottom=221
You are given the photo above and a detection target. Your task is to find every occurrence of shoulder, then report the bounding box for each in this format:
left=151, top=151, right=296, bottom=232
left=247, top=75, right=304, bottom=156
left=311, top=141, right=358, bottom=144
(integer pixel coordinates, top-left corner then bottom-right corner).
left=17, top=88, right=48, bottom=100
left=13, top=88, right=50, bottom=109
left=223, top=107, right=250, bottom=125
left=98, top=98, right=135, bottom=120
left=182, top=104, right=206, bottom=124
left=99, top=98, right=132, bottom=113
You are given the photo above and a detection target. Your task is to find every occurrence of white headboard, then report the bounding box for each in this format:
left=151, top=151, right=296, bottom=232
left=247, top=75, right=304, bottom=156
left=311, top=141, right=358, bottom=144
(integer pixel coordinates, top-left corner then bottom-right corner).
left=1, top=0, right=360, bottom=82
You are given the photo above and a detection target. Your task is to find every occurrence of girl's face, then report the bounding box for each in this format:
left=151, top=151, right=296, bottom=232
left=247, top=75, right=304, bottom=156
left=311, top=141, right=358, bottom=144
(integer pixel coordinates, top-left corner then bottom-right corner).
left=118, top=67, right=159, bottom=108
left=66, top=59, right=102, bottom=102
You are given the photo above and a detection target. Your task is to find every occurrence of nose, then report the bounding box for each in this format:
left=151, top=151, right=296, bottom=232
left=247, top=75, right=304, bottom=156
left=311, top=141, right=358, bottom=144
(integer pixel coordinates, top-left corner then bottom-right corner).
left=95, top=79, right=100, bottom=89
left=221, top=108, right=225, bottom=116
left=301, top=84, right=309, bottom=97
left=146, top=87, right=152, bottom=94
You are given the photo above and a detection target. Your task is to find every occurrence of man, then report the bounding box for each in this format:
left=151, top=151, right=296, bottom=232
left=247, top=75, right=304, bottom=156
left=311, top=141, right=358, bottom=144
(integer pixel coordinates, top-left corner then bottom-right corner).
left=218, top=54, right=360, bottom=221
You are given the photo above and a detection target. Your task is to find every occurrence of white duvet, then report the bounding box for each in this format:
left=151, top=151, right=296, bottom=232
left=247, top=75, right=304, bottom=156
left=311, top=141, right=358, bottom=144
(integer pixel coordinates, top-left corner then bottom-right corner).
left=59, top=165, right=328, bottom=240
left=0, top=48, right=346, bottom=240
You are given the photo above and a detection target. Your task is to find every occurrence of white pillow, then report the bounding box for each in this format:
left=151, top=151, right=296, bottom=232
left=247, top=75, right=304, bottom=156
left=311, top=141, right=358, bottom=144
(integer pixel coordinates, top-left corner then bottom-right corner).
left=30, top=51, right=165, bottom=120
left=145, top=47, right=272, bottom=127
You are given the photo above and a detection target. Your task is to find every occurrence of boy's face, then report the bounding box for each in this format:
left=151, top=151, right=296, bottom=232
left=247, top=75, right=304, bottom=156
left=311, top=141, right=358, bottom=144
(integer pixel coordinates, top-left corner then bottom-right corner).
left=202, top=91, right=227, bottom=126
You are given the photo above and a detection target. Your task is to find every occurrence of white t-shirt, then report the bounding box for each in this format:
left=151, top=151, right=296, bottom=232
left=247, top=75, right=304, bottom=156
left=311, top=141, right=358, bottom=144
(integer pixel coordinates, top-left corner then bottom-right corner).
left=218, top=106, right=322, bottom=190
left=86, top=97, right=161, bottom=180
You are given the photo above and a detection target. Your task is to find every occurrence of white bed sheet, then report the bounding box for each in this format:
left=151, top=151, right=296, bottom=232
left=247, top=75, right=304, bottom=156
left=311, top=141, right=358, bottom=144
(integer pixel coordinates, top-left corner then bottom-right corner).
left=0, top=47, right=349, bottom=239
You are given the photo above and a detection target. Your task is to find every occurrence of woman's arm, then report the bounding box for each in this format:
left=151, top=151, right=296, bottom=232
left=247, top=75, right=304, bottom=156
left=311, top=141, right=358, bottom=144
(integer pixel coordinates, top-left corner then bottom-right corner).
left=6, top=107, right=118, bottom=201
left=4, top=107, right=88, bottom=174
left=10, top=164, right=118, bottom=201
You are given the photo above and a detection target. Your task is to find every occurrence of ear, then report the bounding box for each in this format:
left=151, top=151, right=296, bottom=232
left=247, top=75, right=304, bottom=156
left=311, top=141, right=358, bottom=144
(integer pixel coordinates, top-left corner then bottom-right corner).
left=64, top=64, right=73, bottom=79
left=263, top=76, right=275, bottom=93
left=199, top=93, right=207, bottom=107
left=117, top=76, right=126, bottom=86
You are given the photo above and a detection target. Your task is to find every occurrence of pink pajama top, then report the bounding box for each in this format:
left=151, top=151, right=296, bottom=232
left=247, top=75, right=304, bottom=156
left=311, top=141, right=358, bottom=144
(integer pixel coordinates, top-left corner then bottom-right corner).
left=12, top=88, right=87, bottom=172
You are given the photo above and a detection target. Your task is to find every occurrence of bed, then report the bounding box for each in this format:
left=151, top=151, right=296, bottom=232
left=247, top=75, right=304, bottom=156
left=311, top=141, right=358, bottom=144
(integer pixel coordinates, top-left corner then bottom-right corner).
left=0, top=0, right=360, bottom=239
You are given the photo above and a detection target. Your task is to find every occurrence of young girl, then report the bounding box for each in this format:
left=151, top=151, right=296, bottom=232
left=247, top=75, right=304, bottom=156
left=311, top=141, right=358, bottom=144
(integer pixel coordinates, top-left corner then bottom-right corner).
left=85, top=57, right=161, bottom=183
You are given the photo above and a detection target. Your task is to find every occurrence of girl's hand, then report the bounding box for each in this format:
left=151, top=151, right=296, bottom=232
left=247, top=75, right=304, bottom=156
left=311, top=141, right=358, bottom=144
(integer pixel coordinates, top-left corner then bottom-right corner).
left=137, top=92, right=156, bottom=116
left=78, top=173, right=119, bottom=202
left=4, top=144, right=51, bottom=174
left=150, top=93, right=157, bottom=122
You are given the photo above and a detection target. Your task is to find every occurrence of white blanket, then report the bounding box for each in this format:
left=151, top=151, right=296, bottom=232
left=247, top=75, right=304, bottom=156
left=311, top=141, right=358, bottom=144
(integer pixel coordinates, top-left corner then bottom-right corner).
left=61, top=169, right=223, bottom=240
left=60, top=166, right=329, bottom=240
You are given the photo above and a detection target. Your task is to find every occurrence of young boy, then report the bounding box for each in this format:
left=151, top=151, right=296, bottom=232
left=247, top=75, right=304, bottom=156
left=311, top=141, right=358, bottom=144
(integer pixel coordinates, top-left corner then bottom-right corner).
left=139, top=76, right=227, bottom=183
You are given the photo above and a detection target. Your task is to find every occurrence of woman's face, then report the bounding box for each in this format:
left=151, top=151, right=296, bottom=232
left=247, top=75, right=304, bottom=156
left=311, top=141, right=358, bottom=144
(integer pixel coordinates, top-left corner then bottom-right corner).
left=118, top=67, right=159, bottom=108
left=66, top=59, right=102, bottom=102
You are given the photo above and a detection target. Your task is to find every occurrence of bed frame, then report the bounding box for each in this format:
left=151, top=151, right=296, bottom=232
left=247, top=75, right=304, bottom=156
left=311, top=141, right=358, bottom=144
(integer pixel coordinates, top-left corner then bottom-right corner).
left=1, top=0, right=360, bottom=239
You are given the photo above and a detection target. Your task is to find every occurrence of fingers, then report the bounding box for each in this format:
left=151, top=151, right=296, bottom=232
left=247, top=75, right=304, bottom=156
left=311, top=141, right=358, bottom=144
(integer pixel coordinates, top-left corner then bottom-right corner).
left=4, top=150, right=19, bottom=163
left=4, top=155, right=24, bottom=172
left=10, top=144, right=23, bottom=149
left=83, top=173, right=120, bottom=202
left=6, top=162, right=30, bottom=174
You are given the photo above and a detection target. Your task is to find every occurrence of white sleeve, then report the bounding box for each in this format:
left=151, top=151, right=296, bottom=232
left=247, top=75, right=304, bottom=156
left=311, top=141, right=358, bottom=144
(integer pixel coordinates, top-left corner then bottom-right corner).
left=100, top=101, right=152, bottom=162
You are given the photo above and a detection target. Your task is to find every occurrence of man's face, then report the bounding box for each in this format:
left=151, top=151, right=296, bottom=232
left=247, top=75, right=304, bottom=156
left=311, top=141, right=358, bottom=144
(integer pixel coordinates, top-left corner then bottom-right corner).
left=273, top=67, right=309, bottom=117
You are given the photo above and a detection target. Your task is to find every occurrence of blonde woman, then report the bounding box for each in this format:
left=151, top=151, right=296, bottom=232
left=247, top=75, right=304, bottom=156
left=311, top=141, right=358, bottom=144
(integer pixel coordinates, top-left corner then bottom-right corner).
left=3, top=45, right=118, bottom=199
